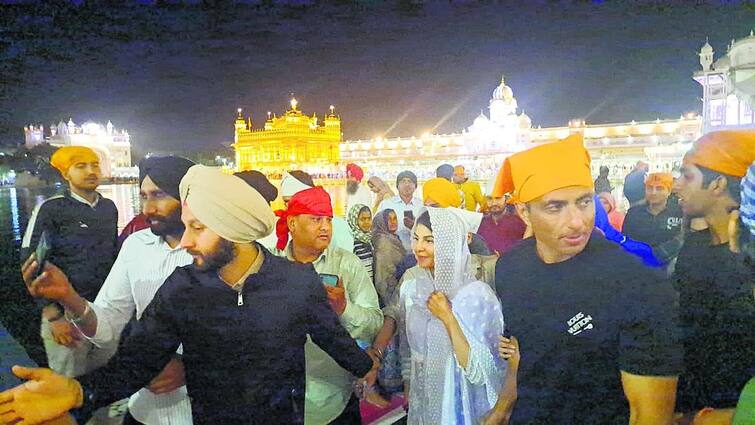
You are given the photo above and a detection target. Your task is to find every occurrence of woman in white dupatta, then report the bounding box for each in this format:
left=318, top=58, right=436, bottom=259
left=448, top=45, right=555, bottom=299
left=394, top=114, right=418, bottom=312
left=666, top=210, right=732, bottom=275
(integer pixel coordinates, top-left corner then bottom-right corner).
left=400, top=207, right=506, bottom=424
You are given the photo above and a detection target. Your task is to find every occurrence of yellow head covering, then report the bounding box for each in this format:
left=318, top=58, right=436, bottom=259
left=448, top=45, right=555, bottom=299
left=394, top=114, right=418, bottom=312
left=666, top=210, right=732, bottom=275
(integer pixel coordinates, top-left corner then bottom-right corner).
left=422, top=177, right=462, bottom=208
left=50, top=146, right=100, bottom=174
left=645, top=172, right=673, bottom=191
left=179, top=165, right=275, bottom=243
left=685, top=130, right=755, bottom=178
left=492, top=133, right=593, bottom=203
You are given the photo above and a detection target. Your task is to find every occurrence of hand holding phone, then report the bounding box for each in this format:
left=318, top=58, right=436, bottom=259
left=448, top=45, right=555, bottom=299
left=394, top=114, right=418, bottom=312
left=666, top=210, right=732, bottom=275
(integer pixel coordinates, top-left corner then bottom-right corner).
left=320, top=274, right=346, bottom=316
left=319, top=273, right=339, bottom=287
left=34, top=231, right=51, bottom=279
left=403, top=210, right=415, bottom=229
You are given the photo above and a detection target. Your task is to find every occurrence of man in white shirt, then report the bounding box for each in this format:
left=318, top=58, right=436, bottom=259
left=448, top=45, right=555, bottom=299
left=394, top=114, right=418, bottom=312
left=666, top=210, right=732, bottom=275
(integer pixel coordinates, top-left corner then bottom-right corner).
left=345, top=163, right=374, bottom=213
left=377, top=170, right=422, bottom=251
left=271, top=186, right=382, bottom=425
left=20, top=156, right=196, bottom=425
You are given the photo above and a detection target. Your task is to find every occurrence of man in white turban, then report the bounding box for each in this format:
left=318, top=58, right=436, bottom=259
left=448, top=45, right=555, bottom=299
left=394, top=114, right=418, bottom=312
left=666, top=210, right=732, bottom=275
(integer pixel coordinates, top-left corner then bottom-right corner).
left=0, top=166, right=379, bottom=425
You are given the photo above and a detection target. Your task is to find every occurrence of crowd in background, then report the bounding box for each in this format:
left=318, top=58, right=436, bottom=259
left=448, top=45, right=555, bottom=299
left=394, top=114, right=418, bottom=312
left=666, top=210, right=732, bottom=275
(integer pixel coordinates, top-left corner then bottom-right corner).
left=0, top=130, right=753, bottom=425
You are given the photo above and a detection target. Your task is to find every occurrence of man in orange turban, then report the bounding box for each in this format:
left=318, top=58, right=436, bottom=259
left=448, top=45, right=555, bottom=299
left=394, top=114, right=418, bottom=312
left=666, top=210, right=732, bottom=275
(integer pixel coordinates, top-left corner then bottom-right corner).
left=453, top=165, right=488, bottom=212
left=485, top=133, right=681, bottom=425
left=50, top=146, right=101, bottom=177
left=673, top=130, right=755, bottom=415
left=622, top=172, right=683, bottom=249
left=422, top=177, right=462, bottom=208
left=19, top=145, right=118, bottom=378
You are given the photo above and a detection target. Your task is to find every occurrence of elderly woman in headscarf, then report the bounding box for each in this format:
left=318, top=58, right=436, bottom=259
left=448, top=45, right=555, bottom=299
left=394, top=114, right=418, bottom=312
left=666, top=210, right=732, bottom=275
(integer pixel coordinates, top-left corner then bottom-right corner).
left=367, top=176, right=395, bottom=212
left=347, top=203, right=374, bottom=281
left=372, top=208, right=406, bottom=304
left=598, top=191, right=625, bottom=231
left=398, top=207, right=505, bottom=424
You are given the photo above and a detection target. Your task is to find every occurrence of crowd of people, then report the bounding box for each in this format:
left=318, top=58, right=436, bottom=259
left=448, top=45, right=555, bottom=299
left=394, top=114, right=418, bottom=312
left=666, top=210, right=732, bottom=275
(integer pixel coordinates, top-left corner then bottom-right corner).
left=0, top=130, right=753, bottom=425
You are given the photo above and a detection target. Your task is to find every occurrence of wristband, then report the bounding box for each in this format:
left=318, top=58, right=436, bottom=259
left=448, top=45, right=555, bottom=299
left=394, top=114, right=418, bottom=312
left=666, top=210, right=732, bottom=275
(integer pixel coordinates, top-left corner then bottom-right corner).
left=65, top=302, right=91, bottom=325
left=371, top=346, right=384, bottom=360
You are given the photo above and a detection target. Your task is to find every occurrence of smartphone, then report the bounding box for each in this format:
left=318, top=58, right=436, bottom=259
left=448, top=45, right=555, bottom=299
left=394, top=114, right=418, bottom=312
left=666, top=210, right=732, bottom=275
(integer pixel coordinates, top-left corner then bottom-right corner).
left=403, top=210, right=414, bottom=220
left=34, top=231, right=50, bottom=278
left=502, top=328, right=512, bottom=339
left=319, top=273, right=339, bottom=287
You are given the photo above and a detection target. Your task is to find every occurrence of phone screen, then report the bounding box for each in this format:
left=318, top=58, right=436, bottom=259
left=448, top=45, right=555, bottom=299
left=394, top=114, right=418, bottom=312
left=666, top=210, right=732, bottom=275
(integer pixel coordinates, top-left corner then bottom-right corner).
left=35, top=231, right=50, bottom=278
left=320, top=274, right=339, bottom=287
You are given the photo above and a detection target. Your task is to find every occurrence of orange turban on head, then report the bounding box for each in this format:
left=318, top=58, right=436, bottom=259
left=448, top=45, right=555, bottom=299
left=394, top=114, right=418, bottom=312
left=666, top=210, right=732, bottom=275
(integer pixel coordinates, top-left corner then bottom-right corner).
left=492, top=133, right=593, bottom=203
left=422, top=177, right=462, bottom=208
left=50, top=146, right=100, bottom=175
left=274, top=186, right=333, bottom=250
left=684, top=130, right=755, bottom=178
left=645, top=172, right=673, bottom=191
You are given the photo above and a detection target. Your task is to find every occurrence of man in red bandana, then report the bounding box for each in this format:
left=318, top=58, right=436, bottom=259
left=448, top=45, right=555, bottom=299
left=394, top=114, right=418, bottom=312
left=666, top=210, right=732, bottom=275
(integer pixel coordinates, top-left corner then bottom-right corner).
left=346, top=163, right=374, bottom=214
left=272, top=187, right=382, bottom=425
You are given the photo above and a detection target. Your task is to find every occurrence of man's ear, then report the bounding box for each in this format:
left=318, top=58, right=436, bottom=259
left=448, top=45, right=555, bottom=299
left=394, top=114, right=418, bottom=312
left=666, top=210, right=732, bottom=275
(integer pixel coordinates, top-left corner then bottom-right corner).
left=515, top=203, right=530, bottom=228
left=287, top=215, right=297, bottom=233
left=708, top=175, right=728, bottom=197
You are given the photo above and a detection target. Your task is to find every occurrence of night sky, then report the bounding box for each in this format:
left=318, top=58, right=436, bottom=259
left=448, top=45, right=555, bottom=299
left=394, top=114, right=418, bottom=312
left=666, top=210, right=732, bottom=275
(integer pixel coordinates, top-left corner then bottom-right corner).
left=1, top=1, right=754, bottom=153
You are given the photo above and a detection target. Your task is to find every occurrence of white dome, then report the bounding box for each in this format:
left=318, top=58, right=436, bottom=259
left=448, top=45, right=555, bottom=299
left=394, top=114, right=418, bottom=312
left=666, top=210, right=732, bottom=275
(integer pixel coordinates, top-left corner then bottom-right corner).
left=714, top=55, right=731, bottom=70
left=473, top=113, right=489, bottom=127
left=730, top=35, right=755, bottom=68
left=700, top=41, right=713, bottom=53
left=518, top=112, right=532, bottom=129
left=492, top=77, right=514, bottom=101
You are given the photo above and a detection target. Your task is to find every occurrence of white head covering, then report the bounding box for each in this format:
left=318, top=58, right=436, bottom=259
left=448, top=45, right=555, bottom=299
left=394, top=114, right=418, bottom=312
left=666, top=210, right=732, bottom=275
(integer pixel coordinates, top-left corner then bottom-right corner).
left=446, top=207, right=483, bottom=234
left=405, top=207, right=505, bottom=423
left=179, top=165, right=275, bottom=243
left=280, top=172, right=312, bottom=198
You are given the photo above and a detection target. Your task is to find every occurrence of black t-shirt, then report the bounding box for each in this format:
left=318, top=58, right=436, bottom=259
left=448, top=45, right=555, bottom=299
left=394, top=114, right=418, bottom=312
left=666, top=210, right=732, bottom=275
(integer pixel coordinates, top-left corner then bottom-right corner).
left=623, top=202, right=683, bottom=248
left=674, top=231, right=755, bottom=411
left=20, top=191, right=118, bottom=301
left=496, top=235, right=681, bottom=425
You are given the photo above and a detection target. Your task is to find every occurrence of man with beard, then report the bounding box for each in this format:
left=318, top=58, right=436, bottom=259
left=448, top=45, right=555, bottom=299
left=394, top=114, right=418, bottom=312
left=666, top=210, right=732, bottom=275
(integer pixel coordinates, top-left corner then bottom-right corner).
left=1, top=165, right=378, bottom=425
left=673, top=131, right=755, bottom=417
left=484, top=134, right=681, bottom=425
left=18, top=156, right=196, bottom=424
left=273, top=186, right=382, bottom=425
left=20, top=146, right=119, bottom=378
left=477, top=194, right=526, bottom=257
left=345, top=163, right=374, bottom=213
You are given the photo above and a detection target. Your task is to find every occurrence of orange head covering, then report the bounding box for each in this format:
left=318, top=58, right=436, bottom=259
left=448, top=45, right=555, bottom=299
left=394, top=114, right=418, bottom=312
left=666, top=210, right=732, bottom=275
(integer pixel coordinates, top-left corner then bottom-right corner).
left=492, top=133, right=593, bottom=203
left=50, top=146, right=100, bottom=175
left=645, top=172, right=673, bottom=191
left=453, top=165, right=465, bottom=177
left=422, top=177, right=462, bottom=208
left=685, top=130, right=755, bottom=178
left=274, top=186, right=333, bottom=250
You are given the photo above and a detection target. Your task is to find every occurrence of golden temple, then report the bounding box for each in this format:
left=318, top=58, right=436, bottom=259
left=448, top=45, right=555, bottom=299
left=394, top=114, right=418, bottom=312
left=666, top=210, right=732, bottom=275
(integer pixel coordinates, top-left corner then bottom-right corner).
left=233, top=98, right=341, bottom=173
